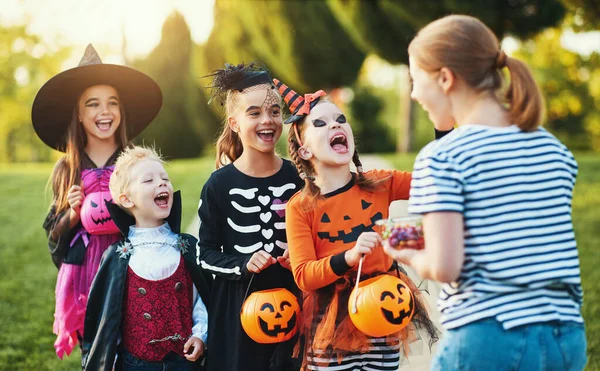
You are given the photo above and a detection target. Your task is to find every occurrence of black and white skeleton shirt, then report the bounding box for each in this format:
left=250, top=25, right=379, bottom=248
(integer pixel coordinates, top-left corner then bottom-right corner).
left=196, top=159, right=304, bottom=285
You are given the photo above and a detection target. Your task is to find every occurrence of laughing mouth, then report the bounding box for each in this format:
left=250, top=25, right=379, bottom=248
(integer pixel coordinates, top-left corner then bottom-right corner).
left=330, top=133, right=349, bottom=153
left=154, top=192, right=170, bottom=208
left=95, top=119, right=113, bottom=131
left=257, top=129, right=275, bottom=142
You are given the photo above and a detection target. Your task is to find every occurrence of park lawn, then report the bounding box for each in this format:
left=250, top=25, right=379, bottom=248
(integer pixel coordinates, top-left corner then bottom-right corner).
left=0, top=157, right=214, bottom=371
left=0, top=153, right=598, bottom=370
left=383, top=152, right=600, bottom=370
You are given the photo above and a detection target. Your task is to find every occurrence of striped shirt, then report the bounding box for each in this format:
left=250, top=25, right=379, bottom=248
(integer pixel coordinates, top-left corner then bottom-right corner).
left=408, top=124, right=583, bottom=330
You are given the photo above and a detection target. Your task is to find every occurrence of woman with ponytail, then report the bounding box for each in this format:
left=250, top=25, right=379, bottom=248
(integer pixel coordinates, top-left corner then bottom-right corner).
left=383, top=15, right=588, bottom=370
left=278, top=79, right=438, bottom=370
left=197, top=63, right=303, bottom=371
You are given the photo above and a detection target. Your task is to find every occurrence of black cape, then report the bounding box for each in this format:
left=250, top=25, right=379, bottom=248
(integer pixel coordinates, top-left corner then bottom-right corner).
left=81, top=191, right=213, bottom=371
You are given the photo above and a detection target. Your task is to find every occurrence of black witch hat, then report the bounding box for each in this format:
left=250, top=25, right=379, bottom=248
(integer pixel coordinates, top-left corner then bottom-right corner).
left=32, top=44, right=162, bottom=151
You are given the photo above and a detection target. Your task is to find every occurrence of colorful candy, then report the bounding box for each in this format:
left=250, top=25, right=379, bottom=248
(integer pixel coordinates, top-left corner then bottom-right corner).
left=376, top=217, right=424, bottom=250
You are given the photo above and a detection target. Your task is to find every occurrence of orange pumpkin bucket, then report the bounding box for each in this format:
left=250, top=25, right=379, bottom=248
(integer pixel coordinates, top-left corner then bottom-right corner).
left=240, top=288, right=300, bottom=344
left=348, top=258, right=415, bottom=337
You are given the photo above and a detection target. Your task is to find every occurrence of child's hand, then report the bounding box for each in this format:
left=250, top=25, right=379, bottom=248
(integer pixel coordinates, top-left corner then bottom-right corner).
left=183, top=336, right=205, bottom=362
left=345, top=232, right=381, bottom=266
left=67, top=185, right=84, bottom=214
left=277, top=249, right=292, bottom=271
left=246, top=250, right=277, bottom=273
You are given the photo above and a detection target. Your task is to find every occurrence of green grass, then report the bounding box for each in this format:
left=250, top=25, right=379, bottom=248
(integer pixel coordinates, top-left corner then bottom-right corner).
left=384, top=152, right=600, bottom=370
left=0, top=153, right=598, bottom=370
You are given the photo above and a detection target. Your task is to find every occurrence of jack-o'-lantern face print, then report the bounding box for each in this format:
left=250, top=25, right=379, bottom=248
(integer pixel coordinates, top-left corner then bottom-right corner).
left=258, top=300, right=297, bottom=337
left=380, top=282, right=415, bottom=325
left=348, top=275, right=415, bottom=337
left=317, top=198, right=383, bottom=244
left=240, top=288, right=300, bottom=344
left=80, top=191, right=119, bottom=235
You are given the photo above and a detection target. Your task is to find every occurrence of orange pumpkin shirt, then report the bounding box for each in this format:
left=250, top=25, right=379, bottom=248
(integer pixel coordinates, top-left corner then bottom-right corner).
left=286, top=169, right=411, bottom=292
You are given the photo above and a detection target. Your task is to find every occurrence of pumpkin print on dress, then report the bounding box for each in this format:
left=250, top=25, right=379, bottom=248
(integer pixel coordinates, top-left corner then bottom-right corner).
left=317, top=199, right=383, bottom=244
left=240, top=288, right=300, bottom=344
left=348, top=274, right=415, bottom=337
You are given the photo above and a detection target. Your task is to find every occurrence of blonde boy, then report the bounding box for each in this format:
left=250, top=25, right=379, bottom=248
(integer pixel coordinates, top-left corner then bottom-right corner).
left=82, top=145, right=212, bottom=371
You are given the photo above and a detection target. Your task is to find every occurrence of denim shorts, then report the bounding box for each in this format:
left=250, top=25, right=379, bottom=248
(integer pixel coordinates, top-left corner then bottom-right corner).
left=431, top=318, right=587, bottom=371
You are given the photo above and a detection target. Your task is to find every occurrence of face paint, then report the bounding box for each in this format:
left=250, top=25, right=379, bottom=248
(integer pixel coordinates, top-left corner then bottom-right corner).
left=312, top=119, right=326, bottom=128
left=241, top=84, right=280, bottom=111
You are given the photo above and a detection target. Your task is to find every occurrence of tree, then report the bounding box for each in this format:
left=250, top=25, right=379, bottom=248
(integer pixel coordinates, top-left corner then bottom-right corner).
left=0, top=25, right=70, bottom=162
left=514, top=27, right=600, bottom=151
left=203, top=0, right=366, bottom=93
left=327, top=0, right=566, bottom=151
left=560, top=0, right=600, bottom=31
left=349, top=86, right=395, bottom=153
left=134, top=12, right=220, bottom=159
left=327, top=0, right=566, bottom=64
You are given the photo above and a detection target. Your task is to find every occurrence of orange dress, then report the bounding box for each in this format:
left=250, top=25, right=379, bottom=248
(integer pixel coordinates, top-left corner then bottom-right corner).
left=286, top=170, right=438, bottom=367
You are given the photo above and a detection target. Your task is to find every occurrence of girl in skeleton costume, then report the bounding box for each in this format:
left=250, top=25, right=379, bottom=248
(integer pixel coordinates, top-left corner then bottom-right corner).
left=277, top=79, right=438, bottom=371
left=34, top=44, right=162, bottom=359
left=197, top=63, right=303, bottom=371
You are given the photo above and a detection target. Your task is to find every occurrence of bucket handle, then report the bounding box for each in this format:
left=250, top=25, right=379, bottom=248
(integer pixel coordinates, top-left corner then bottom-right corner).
left=350, top=255, right=365, bottom=314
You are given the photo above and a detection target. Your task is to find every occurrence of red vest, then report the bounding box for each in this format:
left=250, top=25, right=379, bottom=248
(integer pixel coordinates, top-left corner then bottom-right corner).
left=122, top=256, right=193, bottom=361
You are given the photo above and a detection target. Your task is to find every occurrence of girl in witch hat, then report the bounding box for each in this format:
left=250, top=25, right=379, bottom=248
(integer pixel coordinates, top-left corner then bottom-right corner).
left=33, top=44, right=162, bottom=359
left=276, top=78, right=438, bottom=370
left=197, top=63, right=303, bottom=371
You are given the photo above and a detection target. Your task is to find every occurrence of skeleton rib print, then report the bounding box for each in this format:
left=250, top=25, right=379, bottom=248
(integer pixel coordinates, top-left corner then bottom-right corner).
left=196, top=160, right=304, bottom=279
left=226, top=183, right=296, bottom=254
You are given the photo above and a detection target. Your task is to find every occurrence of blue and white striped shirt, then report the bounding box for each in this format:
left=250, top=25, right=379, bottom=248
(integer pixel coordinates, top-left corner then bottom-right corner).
left=408, top=124, right=583, bottom=330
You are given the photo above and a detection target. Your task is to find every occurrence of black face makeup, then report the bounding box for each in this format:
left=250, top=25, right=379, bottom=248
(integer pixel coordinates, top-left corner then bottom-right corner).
left=312, top=113, right=347, bottom=128
left=312, top=119, right=326, bottom=127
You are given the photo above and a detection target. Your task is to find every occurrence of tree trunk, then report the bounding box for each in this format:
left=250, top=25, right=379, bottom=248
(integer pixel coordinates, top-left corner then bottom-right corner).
left=397, top=66, right=414, bottom=153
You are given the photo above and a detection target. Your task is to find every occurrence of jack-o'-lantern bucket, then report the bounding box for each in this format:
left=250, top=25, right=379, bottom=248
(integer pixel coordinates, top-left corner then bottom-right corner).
left=240, top=288, right=300, bottom=344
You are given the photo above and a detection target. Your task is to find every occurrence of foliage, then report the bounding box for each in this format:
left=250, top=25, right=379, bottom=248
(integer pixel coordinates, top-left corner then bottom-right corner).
left=513, top=27, right=600, bottom=151
left=349, top=86, right=395, bottom=153
left=134, top=12, right=220, bottom=159
left=560, top=0, right=600, bottom=31
left=326, top=0, right=566, bottom=65
left=0, top=26, right=70, bottom=163
left=326, top=0, right=566, bottom=152
left=203, top=0, right=366, bottom=92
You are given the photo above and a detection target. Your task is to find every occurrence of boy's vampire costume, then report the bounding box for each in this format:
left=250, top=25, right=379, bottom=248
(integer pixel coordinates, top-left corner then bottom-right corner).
left=81, top=191, right=213, bottom=371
